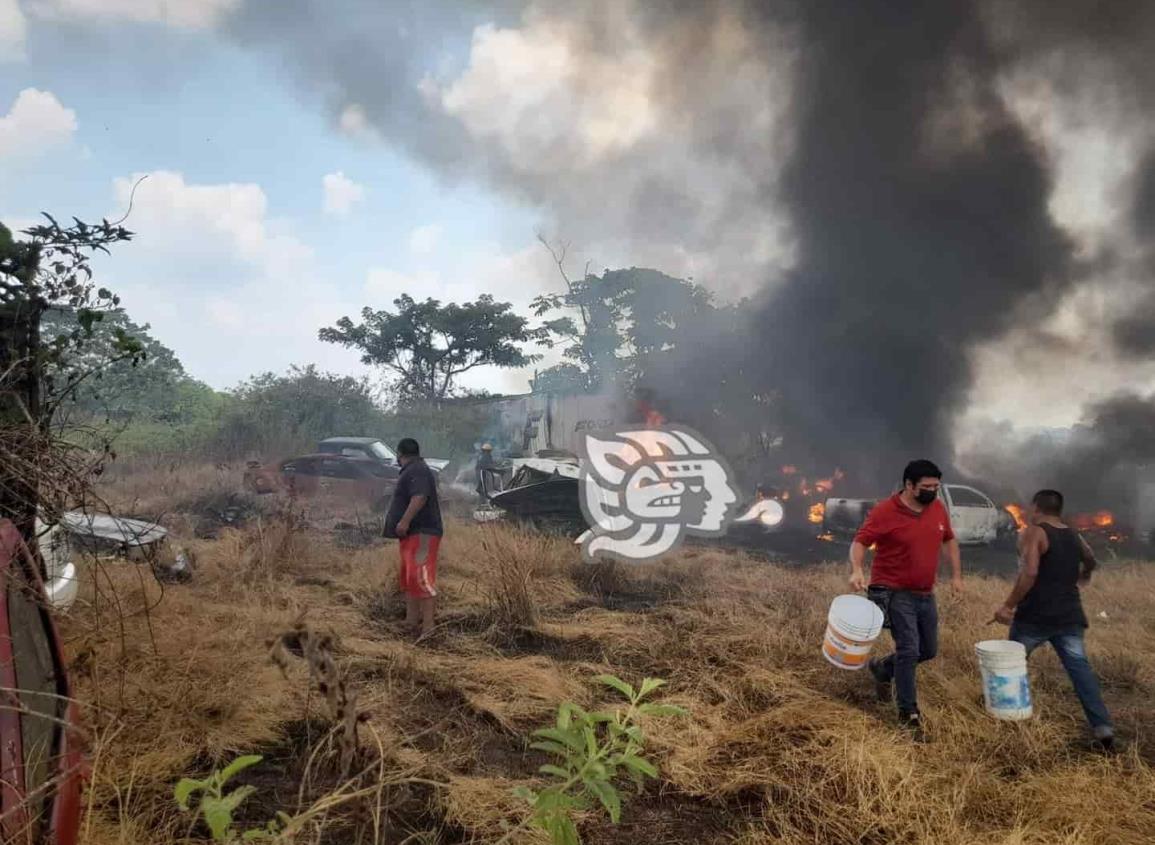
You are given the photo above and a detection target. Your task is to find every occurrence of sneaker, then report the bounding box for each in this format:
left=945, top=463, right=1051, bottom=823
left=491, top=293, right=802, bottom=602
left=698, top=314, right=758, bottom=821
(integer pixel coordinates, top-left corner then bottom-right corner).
left=868, top=658, right=893, bottom=704
left=899, top=711, right=928, bottom=744
left=1092, top=726, right=1116, bottom=753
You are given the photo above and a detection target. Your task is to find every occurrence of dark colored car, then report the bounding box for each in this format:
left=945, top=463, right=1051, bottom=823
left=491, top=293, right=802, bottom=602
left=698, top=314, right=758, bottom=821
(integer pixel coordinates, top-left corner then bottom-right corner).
left=316, top=437, right=449, bottom=474
left=0, top=519, right=83, bottom=845
left=244, top=438, right=450, bottom=508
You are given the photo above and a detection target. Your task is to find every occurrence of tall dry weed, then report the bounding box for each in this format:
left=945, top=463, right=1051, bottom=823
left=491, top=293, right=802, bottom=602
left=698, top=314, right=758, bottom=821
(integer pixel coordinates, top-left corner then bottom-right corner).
left=474, top=524, right=549, bottom=629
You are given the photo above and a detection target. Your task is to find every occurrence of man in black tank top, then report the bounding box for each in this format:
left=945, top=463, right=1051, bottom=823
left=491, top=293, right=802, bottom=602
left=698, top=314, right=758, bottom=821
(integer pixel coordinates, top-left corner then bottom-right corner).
left=992, top=489, right=1114, bottom=750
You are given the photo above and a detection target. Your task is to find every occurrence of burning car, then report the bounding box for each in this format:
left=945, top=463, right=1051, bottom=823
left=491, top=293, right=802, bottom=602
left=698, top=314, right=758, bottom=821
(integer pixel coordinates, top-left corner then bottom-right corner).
left=822, top=483, right=1007, bottom=545
left=244, top=437, right=450, bottom=510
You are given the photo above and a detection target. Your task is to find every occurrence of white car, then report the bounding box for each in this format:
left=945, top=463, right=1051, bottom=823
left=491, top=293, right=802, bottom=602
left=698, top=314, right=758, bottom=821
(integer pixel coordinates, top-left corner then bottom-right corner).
left=823, top=483, right=1003, bottom=546
left=33, top=518, right=79, bottom=612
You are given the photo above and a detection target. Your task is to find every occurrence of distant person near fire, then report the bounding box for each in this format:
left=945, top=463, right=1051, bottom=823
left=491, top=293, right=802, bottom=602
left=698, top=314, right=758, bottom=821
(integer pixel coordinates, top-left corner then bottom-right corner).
left=476, top=442, right=497, bottom=499
left=992, top=489, right=1115, bottom=751
left=383, top=438, right=443, bottom=639
left=849, top=459, right=963, bottom=740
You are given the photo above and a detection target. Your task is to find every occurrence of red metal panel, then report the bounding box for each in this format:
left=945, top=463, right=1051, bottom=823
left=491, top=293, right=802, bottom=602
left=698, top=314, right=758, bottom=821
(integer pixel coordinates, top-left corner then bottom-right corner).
left=0, top=520, right=29, bottom=839
left=0, top=520, right=82, bottom=845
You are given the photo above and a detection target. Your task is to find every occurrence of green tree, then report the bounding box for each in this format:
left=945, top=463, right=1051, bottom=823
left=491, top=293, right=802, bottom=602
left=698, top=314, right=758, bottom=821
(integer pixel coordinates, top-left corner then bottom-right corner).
left=40, top=307, right=213, bottom=423
left=211, top=365, right=388, bottom=458
left=319, top=294, right=547, bottom=402
left=1, top=215, right=137, bottom=535
left=532, top=266, right=718, bottom=393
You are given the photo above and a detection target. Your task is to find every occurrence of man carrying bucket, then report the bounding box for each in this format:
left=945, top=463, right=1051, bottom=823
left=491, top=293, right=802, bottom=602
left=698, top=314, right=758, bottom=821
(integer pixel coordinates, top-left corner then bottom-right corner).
left=992, top=489, right=1115, bottom=751
left=849, top=459, right=963, bottom=740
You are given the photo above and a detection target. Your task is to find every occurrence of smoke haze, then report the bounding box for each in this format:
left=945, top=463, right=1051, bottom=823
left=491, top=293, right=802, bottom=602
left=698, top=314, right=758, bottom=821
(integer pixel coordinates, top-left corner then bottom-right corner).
left=225, top=0, right=1155, bottom=506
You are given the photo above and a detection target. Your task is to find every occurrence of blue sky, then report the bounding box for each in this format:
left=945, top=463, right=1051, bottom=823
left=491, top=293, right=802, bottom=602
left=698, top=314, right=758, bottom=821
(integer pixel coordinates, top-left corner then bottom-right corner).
left=1, top=4, right=557, bottom=394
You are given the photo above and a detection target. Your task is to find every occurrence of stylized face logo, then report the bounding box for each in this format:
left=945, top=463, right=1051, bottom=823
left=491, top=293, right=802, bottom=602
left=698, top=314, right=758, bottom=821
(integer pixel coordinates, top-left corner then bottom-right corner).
left=578, top=425, right=739, bottom=563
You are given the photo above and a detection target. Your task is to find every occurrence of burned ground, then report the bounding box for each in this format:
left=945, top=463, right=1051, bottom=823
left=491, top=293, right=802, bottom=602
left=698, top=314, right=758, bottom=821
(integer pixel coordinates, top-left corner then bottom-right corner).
left=71, top=464, right=1155, bottom=844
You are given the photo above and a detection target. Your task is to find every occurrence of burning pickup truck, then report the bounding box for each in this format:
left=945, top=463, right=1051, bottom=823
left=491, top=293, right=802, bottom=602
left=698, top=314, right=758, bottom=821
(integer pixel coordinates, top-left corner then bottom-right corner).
left=822, top=484, right=1018, bottom=546
left=244, top=437, right=450, bottom=511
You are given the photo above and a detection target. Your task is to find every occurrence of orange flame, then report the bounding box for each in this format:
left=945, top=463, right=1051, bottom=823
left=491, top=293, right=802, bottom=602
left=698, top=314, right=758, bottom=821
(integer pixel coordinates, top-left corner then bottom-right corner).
left=1071, top=510, right=1115, bottom=531
left=1005, top=504, right=1027, bottom=530
left=781, top=465, right=798, bottom=475
left=814, top=472, right=842, bottom=493
left=808, top=502, right=825, bottom=524
left=818, top=532, right=835, bottom=542
left=644, top=408, right=666, bottom=427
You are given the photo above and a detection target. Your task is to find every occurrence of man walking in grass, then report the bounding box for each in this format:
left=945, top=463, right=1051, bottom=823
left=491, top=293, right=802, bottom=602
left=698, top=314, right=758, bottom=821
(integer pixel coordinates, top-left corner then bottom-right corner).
left=849, top=459, right=963, bottom=741
left=993, top=489, right=1115, bottom=751
left=383, top=438, right=443, bottom=638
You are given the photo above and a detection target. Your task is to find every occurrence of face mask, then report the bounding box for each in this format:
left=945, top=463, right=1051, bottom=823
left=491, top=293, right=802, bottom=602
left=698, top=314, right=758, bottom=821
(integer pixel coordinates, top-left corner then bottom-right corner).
left=915, top=488, right=937, bottom=505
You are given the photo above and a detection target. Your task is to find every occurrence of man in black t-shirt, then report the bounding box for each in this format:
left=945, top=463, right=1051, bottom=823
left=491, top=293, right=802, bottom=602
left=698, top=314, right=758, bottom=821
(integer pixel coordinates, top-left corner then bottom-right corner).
left=993, top=489, right=1114, bottom=750
left=384, top=438, right=443, bottom=637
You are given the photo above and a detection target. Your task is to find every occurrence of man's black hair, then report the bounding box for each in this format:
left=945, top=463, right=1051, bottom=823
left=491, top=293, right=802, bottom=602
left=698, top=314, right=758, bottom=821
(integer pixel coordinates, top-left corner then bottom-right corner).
left=902, top=459, right=942, bottom=487
left=1032, top=489, right=1064, bottom=516
left=397, top=438, right=420, bottom=458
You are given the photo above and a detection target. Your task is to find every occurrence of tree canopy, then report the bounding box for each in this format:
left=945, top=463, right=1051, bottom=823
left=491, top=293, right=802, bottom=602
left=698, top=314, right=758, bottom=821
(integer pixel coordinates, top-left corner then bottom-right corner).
left=40, top=307, right=217, bottom=423
left=319, top=293, right=547, bottom=402
left=532, top=267, right=719, bottom=393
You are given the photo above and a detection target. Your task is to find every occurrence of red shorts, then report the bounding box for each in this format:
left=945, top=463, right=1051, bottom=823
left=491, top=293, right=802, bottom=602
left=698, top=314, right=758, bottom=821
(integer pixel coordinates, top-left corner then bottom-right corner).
left=398, top=533, right=440, bottom=599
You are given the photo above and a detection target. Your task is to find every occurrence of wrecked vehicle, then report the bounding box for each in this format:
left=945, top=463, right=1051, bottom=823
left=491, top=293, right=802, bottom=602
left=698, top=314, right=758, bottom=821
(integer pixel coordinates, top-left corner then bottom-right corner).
left=57, top=511, right=188, bottom=583
left=58, top=511, right=168, bottom=555
left=823, top=484, right=1006, bottom=546
left=482, top=455, right=584, bottom=530
left=0, top=519, right=84, bottom=845
left=244, top=437, right=449, bottom=509
left=30, top=510, right=183, bottom=612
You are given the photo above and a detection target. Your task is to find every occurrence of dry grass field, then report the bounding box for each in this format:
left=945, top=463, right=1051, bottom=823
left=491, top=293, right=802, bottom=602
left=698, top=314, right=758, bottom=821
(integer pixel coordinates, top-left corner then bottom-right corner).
left=64, top=463, right=1155, bottom=845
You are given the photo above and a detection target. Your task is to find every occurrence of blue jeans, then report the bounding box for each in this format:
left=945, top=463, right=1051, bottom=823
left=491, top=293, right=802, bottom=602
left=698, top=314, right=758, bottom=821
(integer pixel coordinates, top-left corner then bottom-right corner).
left=1009, top=622, right=1113, bottom=733
left=872, top=591, right=938, bottom=716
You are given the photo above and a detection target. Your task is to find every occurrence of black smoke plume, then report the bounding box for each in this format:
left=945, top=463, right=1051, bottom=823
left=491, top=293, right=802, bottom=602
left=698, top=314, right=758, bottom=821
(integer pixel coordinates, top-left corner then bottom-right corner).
left=224, top=0, right=1155, bottom=508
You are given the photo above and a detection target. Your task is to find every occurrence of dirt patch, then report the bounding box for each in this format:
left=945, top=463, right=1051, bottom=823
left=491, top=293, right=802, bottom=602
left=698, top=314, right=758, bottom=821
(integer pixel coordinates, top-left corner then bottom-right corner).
left=175, top=489, right=267, bottom=538
left=583, top=791, right=753, bottom=845
left=217, top=719, right=476, bottom=845
left=496, top=627, right=609, bottom=664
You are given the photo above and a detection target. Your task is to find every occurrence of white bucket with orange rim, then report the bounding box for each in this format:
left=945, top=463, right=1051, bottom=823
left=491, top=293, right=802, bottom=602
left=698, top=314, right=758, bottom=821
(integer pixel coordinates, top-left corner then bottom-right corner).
left=822, top=594, right=885, bottom=670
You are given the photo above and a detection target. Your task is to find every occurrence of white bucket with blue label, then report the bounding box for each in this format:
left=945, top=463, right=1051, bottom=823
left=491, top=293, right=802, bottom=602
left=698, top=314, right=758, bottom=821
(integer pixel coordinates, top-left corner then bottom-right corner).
left=975, top=640, right=1033, bottom=721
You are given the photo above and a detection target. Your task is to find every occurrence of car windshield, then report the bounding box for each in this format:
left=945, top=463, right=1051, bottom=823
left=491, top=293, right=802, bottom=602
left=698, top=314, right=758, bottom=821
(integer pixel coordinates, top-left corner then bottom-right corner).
left=370, top=441, right=396, bottom=462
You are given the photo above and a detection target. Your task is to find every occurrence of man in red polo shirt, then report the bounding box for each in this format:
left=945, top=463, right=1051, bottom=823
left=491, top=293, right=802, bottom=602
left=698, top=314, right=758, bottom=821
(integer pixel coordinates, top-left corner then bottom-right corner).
left=849, top=459, right=963, bottom=740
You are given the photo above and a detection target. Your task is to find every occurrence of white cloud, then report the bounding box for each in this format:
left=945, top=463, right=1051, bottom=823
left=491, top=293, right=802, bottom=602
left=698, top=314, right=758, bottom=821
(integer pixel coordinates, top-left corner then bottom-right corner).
left=206, top=297, right=245, bottom=330
left=99, top=171, right=367, bottom=389
left=0, top=88, right=77, bottom=159
left=0, top=0, right=27, bottom=62
left=421, top=3, right=793, bottom=296
left=27, top=0, right=238, bottom=29
left=338, top=103, right=381, bottom=142
left=425, top=12, right=659, bottom=171
left=322, top=171, right=365, bottom=216
left=408, top=223, right=442, bottom=255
